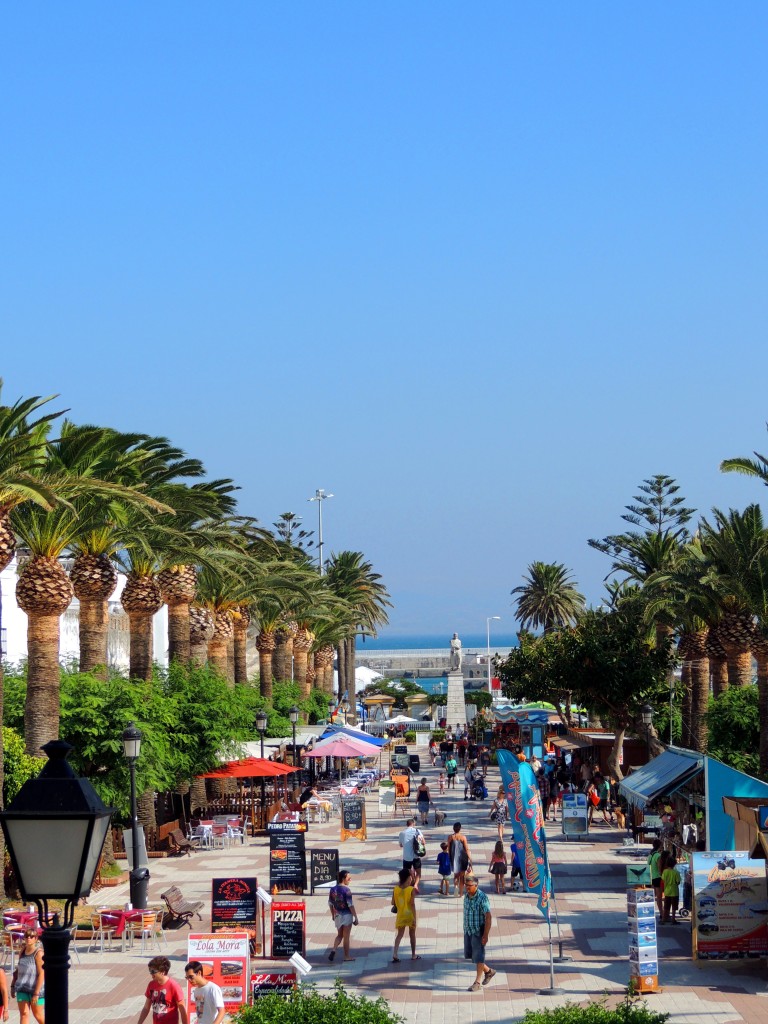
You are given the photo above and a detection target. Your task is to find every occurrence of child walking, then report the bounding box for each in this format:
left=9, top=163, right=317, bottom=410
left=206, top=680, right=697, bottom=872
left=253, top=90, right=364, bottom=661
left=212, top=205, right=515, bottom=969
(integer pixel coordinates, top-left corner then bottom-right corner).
left=661, top=854, right=682, bottom=924
left=438, top=771, right=446, bottom=795
left=436, top=842, right=452, bottom=895
left=509, top=843, right=523, bottom=891
left=489, top=840, right=508, bottom=894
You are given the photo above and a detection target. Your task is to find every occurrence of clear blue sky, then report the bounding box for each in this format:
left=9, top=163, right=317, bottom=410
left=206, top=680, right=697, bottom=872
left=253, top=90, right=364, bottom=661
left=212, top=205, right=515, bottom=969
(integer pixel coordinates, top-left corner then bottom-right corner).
left=2, top=3, right=767, bottom=636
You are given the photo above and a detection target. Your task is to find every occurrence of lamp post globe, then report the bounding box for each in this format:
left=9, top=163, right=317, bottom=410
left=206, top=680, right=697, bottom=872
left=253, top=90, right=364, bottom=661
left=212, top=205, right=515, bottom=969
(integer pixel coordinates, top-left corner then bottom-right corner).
left=0, top=740, right=115, bottom=1024
left=121, top=721, right=149, bottom=910
left=640, top=703, right=654, bottom=762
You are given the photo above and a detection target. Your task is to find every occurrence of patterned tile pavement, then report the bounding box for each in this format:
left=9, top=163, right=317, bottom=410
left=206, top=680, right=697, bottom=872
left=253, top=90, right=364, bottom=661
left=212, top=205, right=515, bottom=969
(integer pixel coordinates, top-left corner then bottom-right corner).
left=45, top=763, right=768, bottom=1022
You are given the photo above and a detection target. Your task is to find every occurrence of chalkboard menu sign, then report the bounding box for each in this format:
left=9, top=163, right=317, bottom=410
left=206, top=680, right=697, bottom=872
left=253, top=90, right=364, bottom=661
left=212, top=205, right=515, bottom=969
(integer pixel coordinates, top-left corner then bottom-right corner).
left=340, top=795, right=367, bottom=842
left=251, top=972, right=296, bottom=998
left=211, top=877, right=258, bottom=933
left=310, top=849, right=339, bottom=894
left=268, top=823, right=307, bottom=894
left=271, top=901, right=306, bottom=958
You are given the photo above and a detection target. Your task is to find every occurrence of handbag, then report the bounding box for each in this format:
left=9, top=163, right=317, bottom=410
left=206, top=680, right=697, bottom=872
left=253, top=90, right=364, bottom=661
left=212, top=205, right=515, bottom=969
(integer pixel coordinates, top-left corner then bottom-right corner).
left=414, top=829, right=427, bottom=858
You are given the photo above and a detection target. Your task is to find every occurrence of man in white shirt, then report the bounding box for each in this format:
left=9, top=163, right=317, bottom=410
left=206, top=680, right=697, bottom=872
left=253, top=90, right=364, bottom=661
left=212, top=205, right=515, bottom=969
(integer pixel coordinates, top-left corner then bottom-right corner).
left=184, top=963, right=225, bottom=1024
left=398, top=817, right=423, bottom=888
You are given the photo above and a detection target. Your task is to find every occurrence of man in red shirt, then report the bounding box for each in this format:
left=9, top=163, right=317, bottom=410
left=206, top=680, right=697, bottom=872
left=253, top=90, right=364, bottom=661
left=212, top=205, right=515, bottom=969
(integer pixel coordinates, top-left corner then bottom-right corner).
left=137, top=956, right=188, bottom=1024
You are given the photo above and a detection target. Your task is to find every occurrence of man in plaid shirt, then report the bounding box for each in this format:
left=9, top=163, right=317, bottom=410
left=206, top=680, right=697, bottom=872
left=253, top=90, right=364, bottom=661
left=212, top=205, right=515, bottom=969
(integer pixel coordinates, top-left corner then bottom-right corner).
left=462, top=873, right=495, bottom=991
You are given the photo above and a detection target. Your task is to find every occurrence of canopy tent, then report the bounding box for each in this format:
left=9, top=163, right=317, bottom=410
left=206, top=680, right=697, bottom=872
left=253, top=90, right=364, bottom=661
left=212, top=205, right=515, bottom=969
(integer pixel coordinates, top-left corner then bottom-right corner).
left=618, top=750, right=703, bottom=809
left=319, top=723, right=389, bottom=747
left=306, top=736, right=381, bottom=759
left=198, top=757, right=297, bottom=779
left=384, top=714, right=421, bottom=726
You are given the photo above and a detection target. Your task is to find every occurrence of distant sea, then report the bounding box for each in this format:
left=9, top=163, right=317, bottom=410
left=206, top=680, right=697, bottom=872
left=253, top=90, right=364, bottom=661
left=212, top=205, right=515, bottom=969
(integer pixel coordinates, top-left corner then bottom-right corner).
left=358, top=633, right=519, bottom=651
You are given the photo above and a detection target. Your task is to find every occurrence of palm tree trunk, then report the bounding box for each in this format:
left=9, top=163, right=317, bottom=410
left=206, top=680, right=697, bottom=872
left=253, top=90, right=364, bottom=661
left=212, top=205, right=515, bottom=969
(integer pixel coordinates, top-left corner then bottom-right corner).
left=127, top=612, right=155, bottom=681
left=336, top=641, right=346, bottom=703
left=24, top=612, right=64, bottom=755
left=227, top=637, right=235, bottom=685
left=754, top=649, right=768, bottom=776
left=190, top=777, right=207, bottom=816
left=726, top=649, right=753, bottom=688
left=711, top=656, right=729, bottom=696
left=137, top=788, right=157, bottom=830
left=208, top=636, right=229, bottom=679
left=78, top=596, right=110, bottom=676
left=680, top=661, right=692, bottom=749
left=167, top=601, right=191, bottom=665
left=257, top=631, right=275, bottom=699
left=233, top=610, right=250, bottom=685
left=690, top=656, right=710, bottom=753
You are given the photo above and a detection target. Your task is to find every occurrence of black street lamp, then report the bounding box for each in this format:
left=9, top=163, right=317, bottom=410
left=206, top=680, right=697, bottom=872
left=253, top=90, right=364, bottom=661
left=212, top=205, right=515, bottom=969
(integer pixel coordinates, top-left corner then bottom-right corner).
left=0, top=740, right=114, bottom=1024
left=122, top=722, right=149, bottom=909
left=256, top=709, right=268, bottom=829
left=640, top=703, right=654, bottom=762
left=341, top=698, right=350, bottom=726
left=289, top=705, right=299, bottom=768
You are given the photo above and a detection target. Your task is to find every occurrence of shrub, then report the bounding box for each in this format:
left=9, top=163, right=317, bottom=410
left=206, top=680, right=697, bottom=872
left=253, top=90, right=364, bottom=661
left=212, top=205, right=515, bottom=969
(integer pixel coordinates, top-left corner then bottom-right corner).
left=430, top=729, right=445, bottom=742
left=233, top=980, right=403, bottom=1024
left=403, top=731, right=416, bottom=743
left=520, top=996, right=669, bottom=1024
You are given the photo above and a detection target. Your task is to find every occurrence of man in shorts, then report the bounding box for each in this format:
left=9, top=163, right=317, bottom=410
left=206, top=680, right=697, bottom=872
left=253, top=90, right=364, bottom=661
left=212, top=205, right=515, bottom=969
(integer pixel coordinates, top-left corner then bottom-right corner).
left=399, top=816, right=422, bottom=888
left=463, top=873, right=495, bottom=992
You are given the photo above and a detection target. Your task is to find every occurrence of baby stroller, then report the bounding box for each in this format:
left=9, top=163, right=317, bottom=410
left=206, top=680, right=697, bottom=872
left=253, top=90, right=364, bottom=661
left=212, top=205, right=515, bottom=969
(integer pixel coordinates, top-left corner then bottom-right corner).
left=471, top=771, right=487, bottom=800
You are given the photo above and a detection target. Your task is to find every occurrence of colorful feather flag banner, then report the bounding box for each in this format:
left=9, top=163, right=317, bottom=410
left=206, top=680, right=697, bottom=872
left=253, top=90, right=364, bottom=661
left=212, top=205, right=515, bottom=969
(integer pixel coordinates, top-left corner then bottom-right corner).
left=497, top=749, right=553, bottom=919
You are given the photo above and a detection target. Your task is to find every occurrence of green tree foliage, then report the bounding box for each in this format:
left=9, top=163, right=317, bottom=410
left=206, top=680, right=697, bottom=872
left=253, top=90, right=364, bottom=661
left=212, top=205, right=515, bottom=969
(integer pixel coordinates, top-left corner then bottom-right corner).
left=707, top=685, right=760, bottom=777
left=269, top=680, right=330, bottom=732
left=464, top=690, right=493, bottom=710
left=2, top=727, right=44, bottom=804
left=520, top=996, right=669, bottom=1024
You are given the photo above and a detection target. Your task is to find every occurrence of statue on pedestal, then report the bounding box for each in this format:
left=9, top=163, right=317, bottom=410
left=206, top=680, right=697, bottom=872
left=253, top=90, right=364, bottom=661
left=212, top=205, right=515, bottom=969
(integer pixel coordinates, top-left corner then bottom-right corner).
left=449, top=632, right=462, bottom=672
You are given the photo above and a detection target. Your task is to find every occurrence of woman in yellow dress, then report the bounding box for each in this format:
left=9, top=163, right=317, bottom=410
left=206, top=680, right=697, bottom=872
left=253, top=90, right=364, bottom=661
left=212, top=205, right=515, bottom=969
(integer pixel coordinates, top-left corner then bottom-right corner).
left=391, top=866, right=420, bottom=962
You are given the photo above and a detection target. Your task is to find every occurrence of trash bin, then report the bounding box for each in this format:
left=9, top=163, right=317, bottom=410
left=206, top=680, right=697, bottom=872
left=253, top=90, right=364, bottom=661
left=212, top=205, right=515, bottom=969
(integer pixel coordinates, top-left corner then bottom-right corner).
left=131, top=867, right=150, bottom=909
left=409, top=754, right=421, bottom=773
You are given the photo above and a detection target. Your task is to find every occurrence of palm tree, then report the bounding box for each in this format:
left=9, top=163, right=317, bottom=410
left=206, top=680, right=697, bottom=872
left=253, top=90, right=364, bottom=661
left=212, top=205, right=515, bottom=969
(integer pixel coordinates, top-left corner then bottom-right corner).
left=325, top=551, right=391, bottom=719
left=10, top=422, right=168, bottom=752
left=511, top=562, right=585, bottom=634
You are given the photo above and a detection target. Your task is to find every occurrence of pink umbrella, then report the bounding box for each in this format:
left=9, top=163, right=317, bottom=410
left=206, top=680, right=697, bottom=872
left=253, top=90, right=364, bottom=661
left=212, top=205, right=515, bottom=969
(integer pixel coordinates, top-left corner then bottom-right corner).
left=305, top=736, right=381, bottom=758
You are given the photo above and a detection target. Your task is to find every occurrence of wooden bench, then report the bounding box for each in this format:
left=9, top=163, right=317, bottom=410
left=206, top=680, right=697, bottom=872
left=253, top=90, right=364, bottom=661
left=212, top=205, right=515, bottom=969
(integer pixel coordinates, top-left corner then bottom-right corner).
left=167, top=828, right=195, bottom=857
left=161, top=885, right=204, bottom=928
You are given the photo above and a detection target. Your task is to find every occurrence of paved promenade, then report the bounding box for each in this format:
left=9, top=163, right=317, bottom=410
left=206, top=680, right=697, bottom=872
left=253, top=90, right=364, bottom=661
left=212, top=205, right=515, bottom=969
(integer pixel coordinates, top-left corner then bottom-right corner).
left=65, top=763, right=767, bottom=1023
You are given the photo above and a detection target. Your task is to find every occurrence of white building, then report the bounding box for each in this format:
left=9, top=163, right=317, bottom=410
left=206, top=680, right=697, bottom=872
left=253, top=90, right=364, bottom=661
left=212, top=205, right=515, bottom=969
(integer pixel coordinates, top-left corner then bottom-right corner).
left=1, top=556, right=168, bottom=671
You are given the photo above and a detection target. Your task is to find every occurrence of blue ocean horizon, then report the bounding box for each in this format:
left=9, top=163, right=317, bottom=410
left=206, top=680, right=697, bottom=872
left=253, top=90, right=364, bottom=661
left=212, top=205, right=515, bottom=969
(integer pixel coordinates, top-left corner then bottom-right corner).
left=358, top=632, right=519, bottom=650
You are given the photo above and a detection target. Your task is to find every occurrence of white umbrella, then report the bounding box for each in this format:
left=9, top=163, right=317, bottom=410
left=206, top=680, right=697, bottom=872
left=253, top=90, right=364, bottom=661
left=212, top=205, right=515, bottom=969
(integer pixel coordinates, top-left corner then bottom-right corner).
left=386, top=714, right=420, bottom=725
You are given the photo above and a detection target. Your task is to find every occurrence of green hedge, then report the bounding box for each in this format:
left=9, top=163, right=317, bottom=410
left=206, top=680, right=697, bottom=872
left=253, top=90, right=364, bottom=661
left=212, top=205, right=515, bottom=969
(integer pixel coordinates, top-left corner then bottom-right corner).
left=520, top=998, right=669, bottom=1024
left=233, top=981, right=403, bottom=1024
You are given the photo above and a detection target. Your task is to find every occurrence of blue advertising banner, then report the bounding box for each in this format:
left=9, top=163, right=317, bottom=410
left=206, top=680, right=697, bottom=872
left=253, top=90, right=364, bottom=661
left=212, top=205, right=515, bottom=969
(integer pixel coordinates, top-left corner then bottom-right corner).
left=497, top=749, right=553, bottom=918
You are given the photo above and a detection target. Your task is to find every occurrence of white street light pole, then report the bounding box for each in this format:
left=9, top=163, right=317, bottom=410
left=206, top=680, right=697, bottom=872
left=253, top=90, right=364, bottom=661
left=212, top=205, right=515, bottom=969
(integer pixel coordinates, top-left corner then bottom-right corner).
left=486, top=616, right=501, bottom=695
left=308, top=488, right=334, bottom=574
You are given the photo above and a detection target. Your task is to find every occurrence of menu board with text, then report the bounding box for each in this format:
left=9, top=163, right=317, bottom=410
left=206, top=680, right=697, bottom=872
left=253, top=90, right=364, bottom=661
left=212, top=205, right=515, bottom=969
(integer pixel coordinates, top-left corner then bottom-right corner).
left=270, top=901, right=306, bottom=959
left=341, top=795, right=367, bottom=841
left=186, top=932, right=249, bottom=1021
left=268, top=823, right=307, bottom=894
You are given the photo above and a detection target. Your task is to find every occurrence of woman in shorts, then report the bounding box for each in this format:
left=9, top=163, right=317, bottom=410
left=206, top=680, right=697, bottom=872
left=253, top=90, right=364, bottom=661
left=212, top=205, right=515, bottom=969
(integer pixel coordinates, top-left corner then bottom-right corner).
left=328, top=870, right=358, bottom=962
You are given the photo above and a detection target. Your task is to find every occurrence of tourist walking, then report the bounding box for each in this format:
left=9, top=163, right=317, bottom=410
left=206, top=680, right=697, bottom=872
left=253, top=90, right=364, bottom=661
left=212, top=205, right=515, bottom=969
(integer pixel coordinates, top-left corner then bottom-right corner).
left=399, top=816, right=422, bottom=886
left=416, top=778, right=431, bottom=826
left=445, top=753, right=458, bottom=788
left=488, top=840, right=508, bottom=894
left=537, top=768, right=552, bottom=821
left=490, top=787, right=508, bottom=840
left=462, top=873, right=495, bottom=992
left=429, top=739, right=438, bottom=767
left=391, top=867, right=420, bottom=962
left=137, top=957, right=188, bottom=1024
left=463, top=762, right=474, bottom=800
left=661, top=855, right=682, bottom=924
left=12, top=929, right=44, bottom=1024
left=448, top=821, right=471, bottom=896
left=438, top=770, right=446, bottom=795
left=328, top=869, right=359, bottom=961
left=184, top=963, right=225, bottom=1024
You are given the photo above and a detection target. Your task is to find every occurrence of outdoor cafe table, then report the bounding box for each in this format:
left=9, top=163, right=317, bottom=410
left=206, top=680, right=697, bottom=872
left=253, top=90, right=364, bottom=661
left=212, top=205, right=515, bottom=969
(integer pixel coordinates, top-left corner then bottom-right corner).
left=97, top=907, right=145, bottom=949
left=3, top=910, right=38, bottom=930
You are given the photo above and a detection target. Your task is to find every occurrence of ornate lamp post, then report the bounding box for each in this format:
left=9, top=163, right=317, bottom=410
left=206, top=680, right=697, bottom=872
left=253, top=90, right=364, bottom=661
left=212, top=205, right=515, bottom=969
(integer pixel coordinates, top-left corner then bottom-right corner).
left=122, top=722, right=148, bottom=909
left=289, top=705, right=300, bottom=768
left=256, top=709, right=268, bottom=828
left=640, top=703, right=654, bottom=762
left=0, top=740, right=114, bottom=1024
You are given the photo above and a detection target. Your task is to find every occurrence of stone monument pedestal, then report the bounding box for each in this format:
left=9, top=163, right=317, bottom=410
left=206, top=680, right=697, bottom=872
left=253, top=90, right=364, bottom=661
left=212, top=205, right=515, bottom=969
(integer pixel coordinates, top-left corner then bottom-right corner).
left=445, top=670, right=467, bottom=732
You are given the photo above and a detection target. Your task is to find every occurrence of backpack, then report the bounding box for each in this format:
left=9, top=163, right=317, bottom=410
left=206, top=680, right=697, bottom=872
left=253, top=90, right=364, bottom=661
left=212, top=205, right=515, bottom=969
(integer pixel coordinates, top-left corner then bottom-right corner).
left=413, top=829, right=427, bottom=858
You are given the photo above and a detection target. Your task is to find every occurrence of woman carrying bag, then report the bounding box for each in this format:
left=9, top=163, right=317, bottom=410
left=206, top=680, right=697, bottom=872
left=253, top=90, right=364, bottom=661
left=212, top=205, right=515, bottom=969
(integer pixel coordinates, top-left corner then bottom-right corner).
left=391, top=867, right=420, bottom=962
left=447, top=821, right=471, bottom=896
